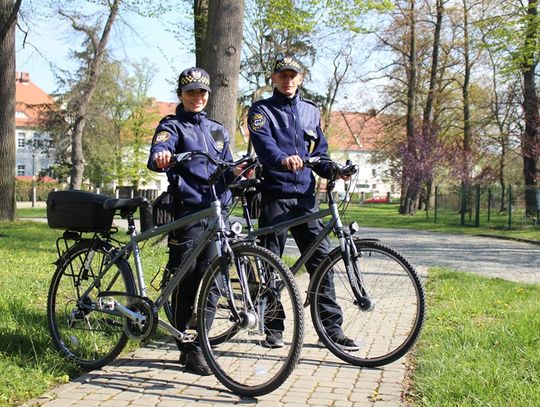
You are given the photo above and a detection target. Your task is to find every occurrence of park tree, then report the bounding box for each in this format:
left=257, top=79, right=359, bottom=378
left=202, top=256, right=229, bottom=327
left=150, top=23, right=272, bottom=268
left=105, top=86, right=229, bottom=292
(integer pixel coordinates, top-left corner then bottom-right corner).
left=42, top=0, right=170, bottom=190
left=202, top=0, right=245, bottom=142
left=0, top=0, right=21, bottom=221
left=479, top=0, right=540, bottom=217
left=55, top=0, right=122, bottom=190
left=46, top=56, right=160, bottom=191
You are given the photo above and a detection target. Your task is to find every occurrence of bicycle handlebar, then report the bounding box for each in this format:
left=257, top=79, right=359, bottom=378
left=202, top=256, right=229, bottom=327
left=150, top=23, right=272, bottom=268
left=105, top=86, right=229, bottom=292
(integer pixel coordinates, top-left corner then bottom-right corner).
left=304, top=156, right=358, bottom=178
left=169, top=150, right=256, bottom=170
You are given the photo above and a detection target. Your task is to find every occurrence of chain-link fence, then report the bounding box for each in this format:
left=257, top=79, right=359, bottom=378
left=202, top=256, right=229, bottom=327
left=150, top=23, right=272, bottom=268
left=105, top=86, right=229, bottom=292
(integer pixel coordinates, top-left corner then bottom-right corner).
left=431, top=184, right=540, bottom=230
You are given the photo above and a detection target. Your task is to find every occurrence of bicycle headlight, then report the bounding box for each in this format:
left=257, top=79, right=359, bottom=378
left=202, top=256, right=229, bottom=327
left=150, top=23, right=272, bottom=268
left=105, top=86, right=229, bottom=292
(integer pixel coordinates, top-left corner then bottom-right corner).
left=349, top=221, right=359, bottom=235
left=230, top=222, right=243, bottom=236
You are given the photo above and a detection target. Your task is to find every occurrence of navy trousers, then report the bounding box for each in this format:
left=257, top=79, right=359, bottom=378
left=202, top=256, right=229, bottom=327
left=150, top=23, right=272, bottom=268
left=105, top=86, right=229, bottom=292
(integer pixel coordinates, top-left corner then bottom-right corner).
left=259, top=194, right=344, bottom=338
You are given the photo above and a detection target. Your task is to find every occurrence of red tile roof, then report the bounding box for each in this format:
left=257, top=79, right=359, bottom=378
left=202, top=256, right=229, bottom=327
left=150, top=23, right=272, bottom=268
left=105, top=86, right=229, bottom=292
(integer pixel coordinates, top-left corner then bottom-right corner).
left=156, top=101, right=177, bottom=118
left=240, top=110, right=392, bottom=152
left=15, top=175, right=58, bottom=183
left=15, top=72, right=54, bottom=127
left=324, top=111, right=389, bottom=152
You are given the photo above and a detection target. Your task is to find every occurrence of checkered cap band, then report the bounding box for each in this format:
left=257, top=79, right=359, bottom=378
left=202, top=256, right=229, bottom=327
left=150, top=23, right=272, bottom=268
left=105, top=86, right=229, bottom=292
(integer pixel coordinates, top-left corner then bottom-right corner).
left=273, top=57, right=302, bottom=73
left=178, top=68, right=211, bottom=91
left=180, top=75, right=210, bottom=86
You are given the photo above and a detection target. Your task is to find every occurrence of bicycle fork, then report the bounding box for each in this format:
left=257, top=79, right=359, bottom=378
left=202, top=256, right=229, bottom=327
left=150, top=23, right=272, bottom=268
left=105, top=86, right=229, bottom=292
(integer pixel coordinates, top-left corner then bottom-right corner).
left=339, top=234, right=375, bottom=311
left=217, top=239, right=260, bottom=331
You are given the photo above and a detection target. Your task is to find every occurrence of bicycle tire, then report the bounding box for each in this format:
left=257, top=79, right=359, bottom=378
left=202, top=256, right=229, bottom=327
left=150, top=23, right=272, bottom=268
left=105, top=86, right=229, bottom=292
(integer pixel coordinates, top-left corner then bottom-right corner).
left=197, top=242, right=304, bottom=396
left=310, top=239, right=425, bottom=367
left=47, top=239, right=136, bottom=370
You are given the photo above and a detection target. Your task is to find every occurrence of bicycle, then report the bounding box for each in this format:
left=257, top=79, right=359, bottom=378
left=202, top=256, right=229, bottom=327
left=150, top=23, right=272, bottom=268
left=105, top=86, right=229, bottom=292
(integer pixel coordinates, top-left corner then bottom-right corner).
left=229, top=156, right=425, bottom=367
left=45, top=151, right=304, bottom=397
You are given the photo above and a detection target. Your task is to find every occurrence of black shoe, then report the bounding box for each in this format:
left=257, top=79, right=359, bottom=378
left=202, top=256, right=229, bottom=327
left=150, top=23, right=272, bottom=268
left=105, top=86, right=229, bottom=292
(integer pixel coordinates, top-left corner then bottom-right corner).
left=264, top=331, right=285, bottom=348
left=179, top=351, right=187, bottom=365
left=332, top=335, right=360, bottom=351
left=179, top=350, right=212, bottom=376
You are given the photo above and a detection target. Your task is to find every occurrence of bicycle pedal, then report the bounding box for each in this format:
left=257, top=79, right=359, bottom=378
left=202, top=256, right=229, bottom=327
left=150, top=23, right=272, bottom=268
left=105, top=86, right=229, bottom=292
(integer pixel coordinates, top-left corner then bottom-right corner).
left=180, top=332, right=197, bottom=343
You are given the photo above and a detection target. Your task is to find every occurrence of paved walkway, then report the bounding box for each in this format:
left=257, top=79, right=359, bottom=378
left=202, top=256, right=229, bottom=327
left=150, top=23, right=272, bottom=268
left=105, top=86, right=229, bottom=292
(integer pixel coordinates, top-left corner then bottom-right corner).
left=21, top=222, right=539, bottom=407
left=24, top=267, right=424, bottom=407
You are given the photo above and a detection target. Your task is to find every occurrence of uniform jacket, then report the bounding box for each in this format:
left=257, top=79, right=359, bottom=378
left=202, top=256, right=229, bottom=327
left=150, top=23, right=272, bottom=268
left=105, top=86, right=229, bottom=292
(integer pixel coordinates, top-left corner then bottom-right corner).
left=248, top=88, right=333, bottom=197
left=147, top=105, right=234, bottom=208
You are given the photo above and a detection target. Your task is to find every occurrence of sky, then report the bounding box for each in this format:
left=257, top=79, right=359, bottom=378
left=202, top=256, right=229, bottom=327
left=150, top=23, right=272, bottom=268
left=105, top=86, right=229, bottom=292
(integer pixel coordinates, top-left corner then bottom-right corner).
left=16, top=7, right=191, bottom=103
left=15, top=4, right=384, bottom=112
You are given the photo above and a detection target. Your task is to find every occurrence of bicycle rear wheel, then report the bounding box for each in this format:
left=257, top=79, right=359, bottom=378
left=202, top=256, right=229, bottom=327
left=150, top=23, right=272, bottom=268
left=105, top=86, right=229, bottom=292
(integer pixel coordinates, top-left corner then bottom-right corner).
left=310, top=239, right=425, bottom=367
left=47, top=239, right=136, bottom=370
left=197, top=243, right=304, bottom=396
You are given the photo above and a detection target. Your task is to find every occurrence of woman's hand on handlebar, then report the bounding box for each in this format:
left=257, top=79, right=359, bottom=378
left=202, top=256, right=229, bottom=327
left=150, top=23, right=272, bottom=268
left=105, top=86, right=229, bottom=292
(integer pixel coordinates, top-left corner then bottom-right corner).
left=233, top=162, right=254, bottom=178
left=153, top=150, right=172, bottom=169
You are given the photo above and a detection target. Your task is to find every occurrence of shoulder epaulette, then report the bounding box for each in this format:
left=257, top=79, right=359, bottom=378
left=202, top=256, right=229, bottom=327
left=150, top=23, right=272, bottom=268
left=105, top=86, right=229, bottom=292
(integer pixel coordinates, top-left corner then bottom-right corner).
left=159, top=114, right=176, bottom=124
left=301, top=97, right=318, bottom=108
left=206, top=117, right=225, bottom=127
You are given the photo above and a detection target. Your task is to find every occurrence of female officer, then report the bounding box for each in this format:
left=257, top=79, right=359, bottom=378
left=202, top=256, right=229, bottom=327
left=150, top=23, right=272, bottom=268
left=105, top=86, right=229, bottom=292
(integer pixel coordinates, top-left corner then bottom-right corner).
left=147, top=67, right=240, bottom=376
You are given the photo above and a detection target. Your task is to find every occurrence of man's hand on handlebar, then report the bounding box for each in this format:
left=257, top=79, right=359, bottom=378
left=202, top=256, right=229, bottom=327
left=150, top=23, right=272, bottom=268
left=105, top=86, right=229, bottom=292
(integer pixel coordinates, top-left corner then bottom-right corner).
left=281, top=155, right=304, bottom=172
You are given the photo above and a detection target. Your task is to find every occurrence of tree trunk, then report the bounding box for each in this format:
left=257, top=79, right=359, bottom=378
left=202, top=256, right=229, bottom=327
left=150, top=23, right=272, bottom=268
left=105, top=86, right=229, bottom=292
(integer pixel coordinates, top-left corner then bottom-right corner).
left=462, top=0, right=472, bottom=184
left=68, top=0, right=121, bottom=189
left=194, top=0, right=209, bottom=67
left=0, top=0, right=20, bottom=221
left=421, top=0, right=444, bottom=210
left=521, top=0, right=540, bottom=217
left=400, top=0, right=419, bottom=215
left=202, top=0, right=245, bottom=147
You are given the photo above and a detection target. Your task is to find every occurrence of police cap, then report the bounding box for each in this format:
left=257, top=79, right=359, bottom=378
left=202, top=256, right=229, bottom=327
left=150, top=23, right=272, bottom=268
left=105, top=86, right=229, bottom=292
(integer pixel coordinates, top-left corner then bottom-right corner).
left=273, top=56, right=302, bottom=73
left=178, top=67, right=211, bottom=92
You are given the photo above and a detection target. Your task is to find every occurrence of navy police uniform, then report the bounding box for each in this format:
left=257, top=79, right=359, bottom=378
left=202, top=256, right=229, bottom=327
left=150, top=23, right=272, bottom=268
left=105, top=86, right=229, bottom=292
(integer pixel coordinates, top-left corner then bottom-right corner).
left=248, top=87, right=345, bottom=339
left=148, top=102, right=233, bottom=353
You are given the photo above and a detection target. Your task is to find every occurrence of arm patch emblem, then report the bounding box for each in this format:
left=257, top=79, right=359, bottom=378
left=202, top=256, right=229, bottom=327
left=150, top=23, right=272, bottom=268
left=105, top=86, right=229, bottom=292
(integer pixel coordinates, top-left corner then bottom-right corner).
left=249, top=113, right=265, bottom=132
left=153, top=131, right=171, bottom=144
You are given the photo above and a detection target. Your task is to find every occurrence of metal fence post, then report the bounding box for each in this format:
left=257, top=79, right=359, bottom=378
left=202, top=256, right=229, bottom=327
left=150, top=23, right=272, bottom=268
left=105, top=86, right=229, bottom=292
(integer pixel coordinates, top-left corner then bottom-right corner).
left=475, top=185, right=480, bottom=227
left=460, top=182, right=466, bottom=226
left=434, top=186, right=438, bottom=224
left=508, top=185, right=512, bottom=230
left=487, top=187, right=492, bottom=222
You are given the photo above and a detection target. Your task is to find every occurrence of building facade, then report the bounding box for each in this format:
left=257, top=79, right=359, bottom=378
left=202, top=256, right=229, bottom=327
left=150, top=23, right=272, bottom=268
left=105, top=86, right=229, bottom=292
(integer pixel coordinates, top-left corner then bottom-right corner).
left=15, top=72, right=55, bottom=178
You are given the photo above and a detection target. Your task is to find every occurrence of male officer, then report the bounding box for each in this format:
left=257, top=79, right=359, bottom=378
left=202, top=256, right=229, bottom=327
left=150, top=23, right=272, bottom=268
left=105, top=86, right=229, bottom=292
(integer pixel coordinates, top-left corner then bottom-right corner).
left=248, top=56, right=359, bottom=350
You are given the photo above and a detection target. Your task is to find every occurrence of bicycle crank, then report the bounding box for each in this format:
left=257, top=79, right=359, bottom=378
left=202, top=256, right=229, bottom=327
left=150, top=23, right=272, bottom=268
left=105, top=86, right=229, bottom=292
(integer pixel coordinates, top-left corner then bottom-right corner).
left=123, top=296, right=159, bottom=341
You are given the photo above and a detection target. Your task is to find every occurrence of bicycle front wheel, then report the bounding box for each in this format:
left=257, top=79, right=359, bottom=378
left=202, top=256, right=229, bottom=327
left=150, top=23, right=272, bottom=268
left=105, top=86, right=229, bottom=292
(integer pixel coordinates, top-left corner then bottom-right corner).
left=197, top=243, right=304, bottom=397
left=310, top=239, right=425, bottom=367
left=47, top=239, right=136, bottom=370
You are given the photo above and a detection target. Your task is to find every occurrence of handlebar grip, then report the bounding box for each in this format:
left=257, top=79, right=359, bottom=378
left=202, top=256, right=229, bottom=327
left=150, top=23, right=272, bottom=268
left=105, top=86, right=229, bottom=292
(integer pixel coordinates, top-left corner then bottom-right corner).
left=340, top=164, right=358, bottom=177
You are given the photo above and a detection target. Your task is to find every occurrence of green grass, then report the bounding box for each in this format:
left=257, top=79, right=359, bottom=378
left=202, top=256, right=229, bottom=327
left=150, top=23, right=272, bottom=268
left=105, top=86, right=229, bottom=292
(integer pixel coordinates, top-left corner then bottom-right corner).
left=16, top=207, right=47, bottom=218
left=0, top=221, right=166, bottom=407
left=21, top=202, right=540, bottom=242
left=1, top=216, right=538, bottom=406
left=409, top=269, right=540, bottom=406
left=341, top=203, right=540, bottom=242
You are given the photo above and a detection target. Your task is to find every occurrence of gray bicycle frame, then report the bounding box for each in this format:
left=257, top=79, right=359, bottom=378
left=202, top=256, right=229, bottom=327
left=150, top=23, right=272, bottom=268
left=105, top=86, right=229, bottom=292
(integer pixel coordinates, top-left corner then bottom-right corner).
left=245, top=205, right=341, bottom=276
left=243, top=196, right=370, bottom=304
left=80, top=199, right=228, bottom=340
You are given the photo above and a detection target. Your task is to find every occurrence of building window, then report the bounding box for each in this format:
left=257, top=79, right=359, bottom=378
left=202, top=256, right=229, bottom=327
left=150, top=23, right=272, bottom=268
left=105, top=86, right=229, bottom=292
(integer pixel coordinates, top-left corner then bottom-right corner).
left=372, top=168, right=377, bottom=177
left=17, top=133, right=26, bottom=148
left=17, top=165, right=25, bottom=176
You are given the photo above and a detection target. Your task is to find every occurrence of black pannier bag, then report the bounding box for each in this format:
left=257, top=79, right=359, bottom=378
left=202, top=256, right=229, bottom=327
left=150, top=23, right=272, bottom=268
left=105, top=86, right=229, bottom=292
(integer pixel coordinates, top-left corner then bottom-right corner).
left=46, top=190, right=115, bottom=232
left=245, top=190, right=262, bottom=219
left=139, top=202, right=155, bottom=232
left=152, top=191, right=175, bottom=227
